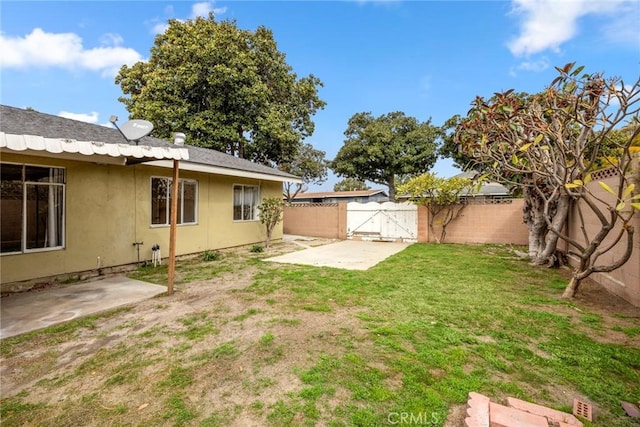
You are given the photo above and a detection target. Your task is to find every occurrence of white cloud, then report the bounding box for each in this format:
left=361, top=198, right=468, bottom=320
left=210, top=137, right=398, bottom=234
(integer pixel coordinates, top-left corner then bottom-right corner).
left=0, top=28, right=142, bottom=77
left=507, top=0, right=625, bottom=56
left=58, top=111, right=99, bottom=124
left=190, top=1, right=227, bottom=19
left=509, top=57, right=550, bottom=76
left=151, top=21, right=170, bottom=35
left=600, top=4, right=640, bottom=46
left=99, top=33, right=124, bottom=47
left=150, top=2, right=227, bottom=35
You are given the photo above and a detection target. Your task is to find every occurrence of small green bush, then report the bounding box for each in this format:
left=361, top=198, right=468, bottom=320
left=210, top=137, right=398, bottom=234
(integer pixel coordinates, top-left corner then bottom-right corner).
left=250, top=245, right=264, bottom=253
left=202, top=250, right=221, bottom=262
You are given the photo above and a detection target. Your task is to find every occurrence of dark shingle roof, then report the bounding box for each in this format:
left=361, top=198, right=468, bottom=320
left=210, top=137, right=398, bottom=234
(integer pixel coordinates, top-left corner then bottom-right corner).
left=0, top=105, right=299, bottom=180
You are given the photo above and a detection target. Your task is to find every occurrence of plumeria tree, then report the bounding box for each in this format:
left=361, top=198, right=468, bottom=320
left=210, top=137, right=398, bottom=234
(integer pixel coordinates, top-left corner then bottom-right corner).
left=455, top=63, right=640, bottom=298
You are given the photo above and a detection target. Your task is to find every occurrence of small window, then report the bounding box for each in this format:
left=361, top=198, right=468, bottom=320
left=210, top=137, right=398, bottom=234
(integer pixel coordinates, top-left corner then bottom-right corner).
left=1, top=163, right=65, bottom=254
left=233, top=185, right=259, bottom=221
left=151, top=177, right=198, bottom=226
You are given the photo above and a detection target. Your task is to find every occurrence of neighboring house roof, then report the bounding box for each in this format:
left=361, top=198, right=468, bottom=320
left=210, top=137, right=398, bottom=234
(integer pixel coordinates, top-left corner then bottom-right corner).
left=0, top=105, right=300, bottom=183
left=293, top=189, right=388, bottom=200
left=454, top=171, right=510, bottom=197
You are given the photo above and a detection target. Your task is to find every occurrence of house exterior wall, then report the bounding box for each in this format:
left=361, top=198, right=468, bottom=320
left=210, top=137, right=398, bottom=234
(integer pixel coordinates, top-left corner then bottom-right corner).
left=564, top=167, right=640, bottom=307
left=1, top=153, right=282, bottom=287
left=283, top=203, right=347, bottom=239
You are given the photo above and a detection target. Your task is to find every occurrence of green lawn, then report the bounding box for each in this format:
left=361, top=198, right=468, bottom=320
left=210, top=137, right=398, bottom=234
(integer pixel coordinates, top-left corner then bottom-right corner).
left=1, top=243, right=638, bottom=426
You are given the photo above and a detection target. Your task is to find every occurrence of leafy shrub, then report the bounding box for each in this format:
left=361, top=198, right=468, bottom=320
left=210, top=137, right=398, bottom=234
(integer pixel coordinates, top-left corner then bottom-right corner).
left=250, top=245, right=264, bottom=253
left=202, top=250, right=221, bottom=262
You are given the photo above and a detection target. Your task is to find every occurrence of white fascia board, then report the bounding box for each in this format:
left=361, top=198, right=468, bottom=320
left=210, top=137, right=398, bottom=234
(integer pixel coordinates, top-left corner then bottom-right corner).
left=144, top=160, right=302, bottom=183
left=0, top=147, right=127, bottom=165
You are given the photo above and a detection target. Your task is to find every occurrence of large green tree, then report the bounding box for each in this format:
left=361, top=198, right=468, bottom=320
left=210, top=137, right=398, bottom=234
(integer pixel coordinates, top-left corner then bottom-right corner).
left=280, top=143, right=328, bottom=203
left=333, top=178, right=370, bottom=192
left=330, top=112, right=439, bottom=201
left=116, top=14, right=325, bottom=165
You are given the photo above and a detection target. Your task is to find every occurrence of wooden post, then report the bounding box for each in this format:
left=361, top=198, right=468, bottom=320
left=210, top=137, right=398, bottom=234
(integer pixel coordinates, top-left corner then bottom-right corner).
left=167, top=159, right=179, bottom=295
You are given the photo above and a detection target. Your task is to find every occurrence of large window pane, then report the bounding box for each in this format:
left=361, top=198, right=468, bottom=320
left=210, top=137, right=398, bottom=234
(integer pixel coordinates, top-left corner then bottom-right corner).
left=233, top=185, right=259, bottom=221
left=1, top=164, right=23, bottom=253
left=151, top=178, right=169, bottom=225
left=243, top=187, right=254, bottom=221
left=2, top=163, right=65, bottom=253
left=151, top=177, right=196, bottom=225
left=26, top=184, right=64, bottom=249
left=233, top=186, right=243, bottom=221
left=182, top=181, right=196, bottom=223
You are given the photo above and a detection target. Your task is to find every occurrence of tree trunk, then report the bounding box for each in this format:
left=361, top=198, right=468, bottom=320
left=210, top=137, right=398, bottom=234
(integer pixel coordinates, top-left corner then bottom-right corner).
left=429, top=224, right=440, bottom=243
left=523, top=185, right=547, bottom=259
left=534, top=194, right=570, bottom=265
left=387, top=175, right=396, bottom=202
left=562, top=275, right=581, bottom=299
left=237, top=126, right=245, bottom=159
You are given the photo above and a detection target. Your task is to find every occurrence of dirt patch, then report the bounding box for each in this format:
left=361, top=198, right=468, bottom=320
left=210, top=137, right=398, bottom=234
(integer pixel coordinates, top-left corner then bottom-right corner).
left=0, top=240, right=371, bottom=425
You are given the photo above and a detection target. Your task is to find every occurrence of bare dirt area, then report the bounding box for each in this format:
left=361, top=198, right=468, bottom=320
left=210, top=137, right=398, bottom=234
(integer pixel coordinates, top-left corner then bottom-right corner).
left=0, top=239, right=372, bottom=426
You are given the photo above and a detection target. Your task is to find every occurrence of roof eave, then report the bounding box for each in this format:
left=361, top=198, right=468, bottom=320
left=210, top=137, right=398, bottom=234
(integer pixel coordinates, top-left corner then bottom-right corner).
left=143, top=159, right=303, bottom=183
left=0, top=132, right=189, bottom=163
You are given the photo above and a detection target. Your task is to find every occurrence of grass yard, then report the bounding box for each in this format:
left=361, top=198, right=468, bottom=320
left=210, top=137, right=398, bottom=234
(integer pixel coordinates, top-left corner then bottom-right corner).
left=1, top=242, right=639, bottom=426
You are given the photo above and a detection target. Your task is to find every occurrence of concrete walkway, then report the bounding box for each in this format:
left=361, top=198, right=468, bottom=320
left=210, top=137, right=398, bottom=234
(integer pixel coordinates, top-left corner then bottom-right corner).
left=0, top=276, right=166, bottom=339
left=265, top=239, right=410, bottom=270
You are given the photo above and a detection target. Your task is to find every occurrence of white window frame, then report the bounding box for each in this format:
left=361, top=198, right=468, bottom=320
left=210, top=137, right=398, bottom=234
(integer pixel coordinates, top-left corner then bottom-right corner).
left=150, top=177, right=198, bottom=227
left=233, top=184, right=260, bottom=222
left=1, top=162, right=66, bottom=255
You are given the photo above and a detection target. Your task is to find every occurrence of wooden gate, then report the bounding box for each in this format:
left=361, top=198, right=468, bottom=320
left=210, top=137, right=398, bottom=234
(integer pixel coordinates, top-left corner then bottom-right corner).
left=346, top=202, right=418, bottom=242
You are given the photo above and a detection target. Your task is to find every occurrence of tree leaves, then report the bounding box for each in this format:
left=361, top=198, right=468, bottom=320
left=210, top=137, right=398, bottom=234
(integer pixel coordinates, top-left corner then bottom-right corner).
left=116, top=15, right=325, bottom=166
left=330, top=111, right=439, bottom=200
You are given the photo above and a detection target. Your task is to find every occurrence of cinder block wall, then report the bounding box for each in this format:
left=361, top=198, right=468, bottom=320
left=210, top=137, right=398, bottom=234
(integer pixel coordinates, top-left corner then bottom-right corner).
left=419, top=200, right=528, bottom=245
left=566, top=165, right=640, bottom=307
left=283, top=203, right=347, bottom=239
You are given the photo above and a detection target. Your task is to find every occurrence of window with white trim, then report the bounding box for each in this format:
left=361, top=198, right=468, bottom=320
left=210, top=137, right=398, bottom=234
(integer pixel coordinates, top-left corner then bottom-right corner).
left=1, top=163, right=65, bottom=254
left=233, top=185, right=259, bottom=221
left=151, top=177, right=197, bottom=226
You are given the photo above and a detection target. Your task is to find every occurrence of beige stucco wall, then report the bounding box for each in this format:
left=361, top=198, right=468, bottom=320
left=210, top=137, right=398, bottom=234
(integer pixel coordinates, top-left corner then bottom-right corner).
left=1, top=153, right=283, bottom=286
left=423, top=200, right=529, bottom=245
left=565, top=167, right=640, bottom=307
left=283, top=203, right=347, bottom=239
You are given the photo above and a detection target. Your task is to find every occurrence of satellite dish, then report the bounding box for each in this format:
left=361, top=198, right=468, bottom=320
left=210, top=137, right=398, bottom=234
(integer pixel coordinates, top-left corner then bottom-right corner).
left=119, top=120, right=154, bottom=142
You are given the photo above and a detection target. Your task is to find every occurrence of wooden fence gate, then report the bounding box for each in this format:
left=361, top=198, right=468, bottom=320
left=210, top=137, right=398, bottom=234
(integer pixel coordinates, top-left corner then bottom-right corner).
left=346, top=202, right=418, bottom=242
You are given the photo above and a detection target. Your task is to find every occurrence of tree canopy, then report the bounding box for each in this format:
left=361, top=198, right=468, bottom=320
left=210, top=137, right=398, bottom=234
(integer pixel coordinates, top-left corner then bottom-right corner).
left=330, top=111, right=439, bottom=201
left=333, top=178, right=370, bottom=192
left=116, top=14, right=325, bottom=166
left=280, top=143, right=328, bottom=203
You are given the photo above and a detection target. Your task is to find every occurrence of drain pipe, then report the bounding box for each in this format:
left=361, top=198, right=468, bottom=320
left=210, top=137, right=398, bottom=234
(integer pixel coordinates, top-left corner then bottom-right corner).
left=133, top=241, right=144, bottom=265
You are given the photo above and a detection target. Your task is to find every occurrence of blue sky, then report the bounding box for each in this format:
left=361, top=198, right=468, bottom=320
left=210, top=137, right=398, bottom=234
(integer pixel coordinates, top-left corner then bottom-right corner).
left=1, top=0, right=638, bottom=191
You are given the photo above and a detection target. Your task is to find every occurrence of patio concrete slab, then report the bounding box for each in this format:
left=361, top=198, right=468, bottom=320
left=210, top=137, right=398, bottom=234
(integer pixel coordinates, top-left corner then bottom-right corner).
left=265, top=239, right=410, bottom=270
left=0, top=276, right=166, bottom=339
